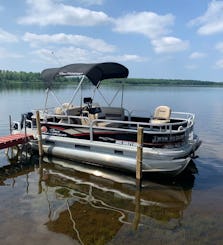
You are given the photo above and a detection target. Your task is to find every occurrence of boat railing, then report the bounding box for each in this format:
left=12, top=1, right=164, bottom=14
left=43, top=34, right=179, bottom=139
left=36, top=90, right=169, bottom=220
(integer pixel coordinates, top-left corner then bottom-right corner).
left=90, top=118, right=191, bottom=137
left=130, top=110, right=194, bottom=120
left=41, top=111, right=194, bottom=143
left=11, top=109, right=194, bottom=146
left=12, top=119, right=34, bottom=132
left=34, top=106, right=194, bottom=126
left=171, top=111, right=195, bottom=121
left=42, top=112, right=193, bottom=129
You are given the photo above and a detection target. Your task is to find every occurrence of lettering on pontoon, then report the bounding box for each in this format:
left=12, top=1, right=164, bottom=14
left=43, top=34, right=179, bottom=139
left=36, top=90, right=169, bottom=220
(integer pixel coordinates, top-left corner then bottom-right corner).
left=152, top=134, right=185, bottom=143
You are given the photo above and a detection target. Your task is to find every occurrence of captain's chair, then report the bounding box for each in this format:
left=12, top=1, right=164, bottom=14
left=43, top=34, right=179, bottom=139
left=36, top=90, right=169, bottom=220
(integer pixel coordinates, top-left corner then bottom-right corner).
left=150, top=105, right=171, bottom=124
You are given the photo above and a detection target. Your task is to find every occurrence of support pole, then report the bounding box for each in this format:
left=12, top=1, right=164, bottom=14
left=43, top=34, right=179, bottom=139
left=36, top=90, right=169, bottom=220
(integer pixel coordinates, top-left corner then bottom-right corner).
left=36, top=110, right=43, bottom=157
left=38, top=157, right=43, bottom=194
left=136, top=126, right=143, bottom=188
left=133, top=189, right=141, bottom=230
left=9, top=115, right=12, bottom=134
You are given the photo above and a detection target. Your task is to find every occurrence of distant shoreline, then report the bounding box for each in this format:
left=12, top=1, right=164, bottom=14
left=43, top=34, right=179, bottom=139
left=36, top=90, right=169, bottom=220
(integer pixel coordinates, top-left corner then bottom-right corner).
left=0, top=70, right=223, bottom=89
left=108, top=78, right=223, bottom=87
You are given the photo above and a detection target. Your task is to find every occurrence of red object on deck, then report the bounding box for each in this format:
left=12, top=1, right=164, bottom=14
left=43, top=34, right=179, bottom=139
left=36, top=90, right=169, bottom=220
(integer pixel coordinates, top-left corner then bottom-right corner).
left=0, top=133, right=34, bottom=150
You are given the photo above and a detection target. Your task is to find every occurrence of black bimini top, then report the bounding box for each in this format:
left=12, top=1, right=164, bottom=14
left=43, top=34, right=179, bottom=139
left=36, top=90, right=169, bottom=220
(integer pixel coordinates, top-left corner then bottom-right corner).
left=41, top=62, right=129, bottom=87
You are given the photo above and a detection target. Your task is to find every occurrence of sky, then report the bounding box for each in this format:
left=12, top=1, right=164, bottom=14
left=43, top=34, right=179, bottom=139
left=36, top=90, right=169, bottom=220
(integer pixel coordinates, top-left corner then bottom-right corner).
left=0, top=0, right=223, bottom=81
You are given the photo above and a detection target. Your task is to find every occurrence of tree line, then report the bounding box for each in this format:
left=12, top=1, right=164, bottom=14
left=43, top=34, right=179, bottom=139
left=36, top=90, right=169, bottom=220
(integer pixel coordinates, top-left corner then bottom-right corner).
left=0, top=70, right=42, bottom=89
left=0, top=70, right=223, bottom=89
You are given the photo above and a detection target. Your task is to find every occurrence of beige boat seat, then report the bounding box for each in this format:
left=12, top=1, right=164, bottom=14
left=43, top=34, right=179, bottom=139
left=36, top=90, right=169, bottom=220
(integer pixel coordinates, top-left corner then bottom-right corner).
left=55, top=103, right=82, bottom=124
left=150, top=105, right=171, bottom=124
left=54, top=103, right=75, bottom=115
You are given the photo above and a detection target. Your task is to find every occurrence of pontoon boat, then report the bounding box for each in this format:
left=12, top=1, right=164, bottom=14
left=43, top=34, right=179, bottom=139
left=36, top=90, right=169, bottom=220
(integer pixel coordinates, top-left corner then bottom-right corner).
left=12, top=62, right=201, bottom=176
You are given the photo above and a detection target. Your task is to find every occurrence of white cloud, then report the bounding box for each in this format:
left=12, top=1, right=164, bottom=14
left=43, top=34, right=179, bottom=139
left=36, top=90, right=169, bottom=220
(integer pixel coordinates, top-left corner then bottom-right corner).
left=0, top=28, right=18, bottom=43
left=102, top=54, right=147, bottom=62
left=113, top=11, right=174, bottom=39
left=33, top=47, right=90, bottom=64
left=32, top=46, right=145, bottom=65
left=113, top=11, right=188, bottom=54
left=18, top=2, right=187, bottom=60
left=189, top=52, right=206, bottom=59
left=23, top=32, right=116, bottom=52
left=151, top=36, right=189, bottom=54
left=74, top=0, right=104, bottom=6
left=18, top=0, right=110, bottom=26
left=189, top=0, right=223, bottom=35
left=120, top=54, right=146, bottom=62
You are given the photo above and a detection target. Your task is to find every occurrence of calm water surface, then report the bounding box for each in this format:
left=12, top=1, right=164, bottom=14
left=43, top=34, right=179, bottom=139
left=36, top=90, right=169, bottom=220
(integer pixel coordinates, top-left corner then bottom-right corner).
left=0, top=85, right=223, bottom=245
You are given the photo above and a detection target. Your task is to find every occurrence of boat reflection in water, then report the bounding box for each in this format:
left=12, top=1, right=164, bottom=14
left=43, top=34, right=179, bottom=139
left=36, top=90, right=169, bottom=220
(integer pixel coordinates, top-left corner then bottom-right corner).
left=39, top=156, right=197, bottom=244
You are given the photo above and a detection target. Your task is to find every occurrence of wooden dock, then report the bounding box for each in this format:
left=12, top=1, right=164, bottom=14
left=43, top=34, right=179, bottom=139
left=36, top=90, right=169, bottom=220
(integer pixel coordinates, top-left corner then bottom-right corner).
left=0, top=133, right=33, bottom=150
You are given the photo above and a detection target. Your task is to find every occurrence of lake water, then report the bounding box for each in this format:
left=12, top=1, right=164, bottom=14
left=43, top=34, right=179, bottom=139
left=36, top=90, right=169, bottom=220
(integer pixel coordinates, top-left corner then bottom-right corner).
left=0, top=85, right=223, bottom=245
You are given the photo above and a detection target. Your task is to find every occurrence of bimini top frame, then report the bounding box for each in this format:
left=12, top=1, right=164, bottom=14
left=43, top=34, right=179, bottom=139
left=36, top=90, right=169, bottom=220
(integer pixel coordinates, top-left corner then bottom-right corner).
left=41, top=62, right=129, bottom=110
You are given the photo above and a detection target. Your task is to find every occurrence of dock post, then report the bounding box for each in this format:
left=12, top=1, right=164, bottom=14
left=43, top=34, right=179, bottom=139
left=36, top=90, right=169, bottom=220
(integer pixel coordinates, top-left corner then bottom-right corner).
left=133, top=189, right=141, bottom=230
left=136, top=126, right=143, bottom=188
left=36, top=110, right=43, bottom=157
left=9, top=115, right=12, bottom=134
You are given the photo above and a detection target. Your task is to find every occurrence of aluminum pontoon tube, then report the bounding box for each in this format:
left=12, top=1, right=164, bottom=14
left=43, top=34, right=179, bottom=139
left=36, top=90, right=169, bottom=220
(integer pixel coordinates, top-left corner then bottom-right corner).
left=44, top=145, right=137, bottom=172
left=39, top=144, right=191, bottom=174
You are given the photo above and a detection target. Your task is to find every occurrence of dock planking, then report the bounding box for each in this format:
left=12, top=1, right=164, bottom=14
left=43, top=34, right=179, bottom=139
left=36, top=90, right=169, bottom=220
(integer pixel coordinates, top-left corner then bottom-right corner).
left=0, top=133, right=34, bottom=150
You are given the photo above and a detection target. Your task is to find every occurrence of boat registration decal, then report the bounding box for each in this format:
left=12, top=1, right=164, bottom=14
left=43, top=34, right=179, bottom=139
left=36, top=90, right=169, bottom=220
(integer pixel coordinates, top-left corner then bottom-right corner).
left=45, top=128, right=67, bottom=137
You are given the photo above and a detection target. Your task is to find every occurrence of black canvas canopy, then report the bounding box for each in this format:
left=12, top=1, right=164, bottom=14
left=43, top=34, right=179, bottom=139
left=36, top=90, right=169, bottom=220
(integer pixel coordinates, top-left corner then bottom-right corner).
left=41, top=62, right=129, bottom=87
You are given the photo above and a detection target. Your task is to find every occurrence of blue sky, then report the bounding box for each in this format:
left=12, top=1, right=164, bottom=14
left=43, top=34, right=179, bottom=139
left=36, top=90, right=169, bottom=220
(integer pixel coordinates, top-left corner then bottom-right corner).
left=0, top=0, right=223, bottom=81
